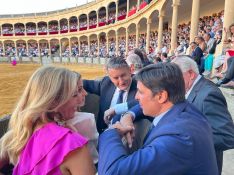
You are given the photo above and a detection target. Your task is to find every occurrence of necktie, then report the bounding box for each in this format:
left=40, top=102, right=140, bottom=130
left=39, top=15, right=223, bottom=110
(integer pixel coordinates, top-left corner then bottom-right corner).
left=111, top=90, right=125, bottom=124
left=116, top=90, right=125, bottom=104
left=144, top=124, right=155, bottom=143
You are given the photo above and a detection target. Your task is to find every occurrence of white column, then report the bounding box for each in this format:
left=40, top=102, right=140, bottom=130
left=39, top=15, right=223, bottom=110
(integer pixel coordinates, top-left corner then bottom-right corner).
left=136, top=24, right=139, bottom=48
left=14, top=41, right=18, bottom=57
left=77, top=16, right=80, bottom=31
left=106, top=34, right=109, bottom=55
left=13, top=25, right=15, bottom=36
left=126, top=29, right=129, bottom=55
left=106, top=6, right=109, bottom=24
left=158, top=11, right=165, bottom=50
left=222, top=0, right=234, bottom=42
left=87, top=15, right=89, bottom=29
left=190, top=0, right=200, bottom=43
left=38, top=42, right=40, bottom=57
left=48, top=41, right=51, bottom=56
left=24, top=24, right=26, bottom=35
left=116, top=31, right=119, bottom=56
left=116, top=0, right=119, bottom=22
left=127, top=0, right=130, bottom=17
left=137, top=0, right=140, bottom=11
left=36, top=23, right=38, bottom=35
left=88, top=37, right=90, bottom=56
left=97, top=35, right=100, bottom=57
left=97, top=11, right=99, bottom=26
left=146, top=19, right=151, bottom=54
left=170, top=0, right=180, bottom=54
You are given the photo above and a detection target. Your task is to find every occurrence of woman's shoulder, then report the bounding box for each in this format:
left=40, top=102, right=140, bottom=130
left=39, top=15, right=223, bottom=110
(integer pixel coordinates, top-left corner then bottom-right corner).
left=13, top=123, right=88, bottom=175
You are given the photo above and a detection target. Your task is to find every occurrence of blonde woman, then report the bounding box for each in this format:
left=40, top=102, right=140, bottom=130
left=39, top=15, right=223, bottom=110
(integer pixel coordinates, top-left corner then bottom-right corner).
left=0, top=66, right=95, bottom=175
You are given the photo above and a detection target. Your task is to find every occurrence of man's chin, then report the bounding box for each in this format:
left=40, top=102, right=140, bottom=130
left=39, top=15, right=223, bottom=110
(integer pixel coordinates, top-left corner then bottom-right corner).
left=119, top=85, right=128, bottom=90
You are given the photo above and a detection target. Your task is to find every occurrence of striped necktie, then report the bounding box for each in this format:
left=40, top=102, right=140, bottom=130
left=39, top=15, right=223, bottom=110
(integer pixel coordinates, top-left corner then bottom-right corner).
left=116, top=90, right=125, bottom=104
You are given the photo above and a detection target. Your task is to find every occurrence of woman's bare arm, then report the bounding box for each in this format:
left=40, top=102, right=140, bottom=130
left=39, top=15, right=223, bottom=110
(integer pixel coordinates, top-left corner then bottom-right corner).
left=60, top=145, right=95, bottom=175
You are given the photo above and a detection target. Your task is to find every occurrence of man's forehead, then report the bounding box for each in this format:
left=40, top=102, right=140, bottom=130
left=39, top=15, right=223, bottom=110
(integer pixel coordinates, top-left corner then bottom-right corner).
left=108, top=67, right=130, bottom=73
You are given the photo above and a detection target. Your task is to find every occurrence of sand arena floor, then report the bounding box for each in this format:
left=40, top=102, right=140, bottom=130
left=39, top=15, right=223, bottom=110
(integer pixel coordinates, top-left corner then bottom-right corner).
left=0, top=63, right=105, bottom=116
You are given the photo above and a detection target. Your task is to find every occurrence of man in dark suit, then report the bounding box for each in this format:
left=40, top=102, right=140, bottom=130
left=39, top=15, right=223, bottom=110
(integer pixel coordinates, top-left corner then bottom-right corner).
left=190, top=41, right=204, bottom=73
left=121, top=55, right=234, bottom=174
left=83, top=57, right=138, bottom=133
left=98, top=63, right=218, bottom=175
left=172, top=55, right=234, bottom=174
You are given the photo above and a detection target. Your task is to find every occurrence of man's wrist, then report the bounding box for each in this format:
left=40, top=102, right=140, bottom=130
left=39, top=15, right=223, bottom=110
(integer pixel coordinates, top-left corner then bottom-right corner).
left=122, top=111, right=135, bottom=121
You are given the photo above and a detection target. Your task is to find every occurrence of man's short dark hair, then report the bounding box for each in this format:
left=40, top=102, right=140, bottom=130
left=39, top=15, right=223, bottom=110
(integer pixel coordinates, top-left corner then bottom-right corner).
left=133, top=48, right=144, bottom=62
left=106, top=57, right=129, bottom=70
left=135, top=63, right=185, bottom=104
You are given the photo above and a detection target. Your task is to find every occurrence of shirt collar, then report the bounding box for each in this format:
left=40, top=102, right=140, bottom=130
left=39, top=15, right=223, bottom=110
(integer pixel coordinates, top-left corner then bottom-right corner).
left=185, top=74, right=202, bottom=99
left=152, top=108, right=171, bottom=127
left=116, top=79, right=132, bottom=93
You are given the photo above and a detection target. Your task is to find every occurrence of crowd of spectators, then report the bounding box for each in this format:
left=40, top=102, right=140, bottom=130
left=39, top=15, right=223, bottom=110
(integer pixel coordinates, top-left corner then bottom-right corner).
left=0, top=10, right=233, bottom=87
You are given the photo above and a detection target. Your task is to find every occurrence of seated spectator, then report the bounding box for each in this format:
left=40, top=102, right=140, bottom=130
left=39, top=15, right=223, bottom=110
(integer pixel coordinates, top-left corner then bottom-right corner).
left=125, top=53, right=143, bottom=74
left=0, top=66, right=95, bottom=174
left=216, top=56, right=234, bottom=88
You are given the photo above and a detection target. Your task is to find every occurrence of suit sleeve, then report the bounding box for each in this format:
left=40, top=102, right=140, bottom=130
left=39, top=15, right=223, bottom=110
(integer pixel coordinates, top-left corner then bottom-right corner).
left=202, top=89, right=234, bottom=150
left=83, top=78, right=102, bottom=96
left=98, top=129, right=193, bottom=175
left=129, top=104, right=153, bottom=122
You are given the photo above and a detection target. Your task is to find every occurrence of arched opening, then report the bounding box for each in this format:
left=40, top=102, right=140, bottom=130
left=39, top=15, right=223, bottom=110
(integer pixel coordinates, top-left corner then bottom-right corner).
left=128, top=23, right=137, bottom=52
left=50, top=39, right=60, bottom=57
left=26, top=22, right=36, bottom=35
left=79, top=35, right=88, bottom=57
left=14, top=23, right=25, bottom=36
left=89, top=34, right=98, bottom=57
left=138, top=18, right=147, bottom=50
left=107, top=2, right=116, bottom=24
left=16, top=40, right=27, bottom=57
left=39, top=39, right=49, bottom=57
left=4, top=40, right=15, bottom=57
left=98, top=7, right=106, bottom=27
left=49, top=20, right=59, bottom=34
left=61, top=38, right=70, bottom=57
left=117, top=27, right=126, bottom=58
left=69, top=16, right=78, bottom=32
left=79, top=14, right=88, bottom=31
left=99, top=32, right=107, bottom=57
left=2, top=24, right=13, bottom=36
left=60, top=18, right=68, bottom=33
left=70, top=37, right=79, bottom=58
left=108, top=30, right=116, bottom=57
left=28, top=40, right=38, bottom=57
left=117, top=0, right=127, bottom=21
left=89, top=11, right=97, bottom=29
left=38, top=22, right=47, bottom=35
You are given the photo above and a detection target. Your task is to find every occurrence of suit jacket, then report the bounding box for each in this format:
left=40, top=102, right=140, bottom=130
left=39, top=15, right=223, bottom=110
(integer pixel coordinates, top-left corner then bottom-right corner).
left=83, top=76, right=138, bottom=133
left=98, top=102, right=218, bottom=175
left=131, top=77, right=234, bottom=173
left=187, top=77, right=234, bottom=174
left=191, top=46, right=203, bottom=66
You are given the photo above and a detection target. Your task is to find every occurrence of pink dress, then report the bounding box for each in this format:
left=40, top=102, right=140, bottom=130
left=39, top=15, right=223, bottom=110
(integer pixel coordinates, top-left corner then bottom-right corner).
left=13, top=123, right=88, bottom=175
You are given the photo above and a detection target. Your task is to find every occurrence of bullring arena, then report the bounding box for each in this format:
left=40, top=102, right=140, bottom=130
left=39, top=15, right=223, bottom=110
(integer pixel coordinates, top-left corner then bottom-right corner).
left=0, top=0, right=233, bottom=174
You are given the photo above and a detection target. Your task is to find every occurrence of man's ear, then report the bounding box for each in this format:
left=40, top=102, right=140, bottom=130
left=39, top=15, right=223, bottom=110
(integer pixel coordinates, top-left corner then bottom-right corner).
left=155, top=90, right=168, bottom=104
left=188, top=69, right=196, bottom=80
left=130, top=64, right=135, bottom=74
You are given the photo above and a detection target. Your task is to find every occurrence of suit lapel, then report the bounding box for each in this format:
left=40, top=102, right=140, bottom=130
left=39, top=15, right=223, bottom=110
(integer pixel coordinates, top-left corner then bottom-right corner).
left=106, top=84, right=116, bottom=107
left=143, top=102, right=189, bottom=146
left=127, top=79, right=137, bottom=101
left=187, top=77, right=205, bottom=103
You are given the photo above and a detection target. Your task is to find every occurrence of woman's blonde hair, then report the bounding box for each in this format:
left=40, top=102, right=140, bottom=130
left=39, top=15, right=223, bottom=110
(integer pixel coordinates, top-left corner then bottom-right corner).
left=0, top=66, right=81, bottom=164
